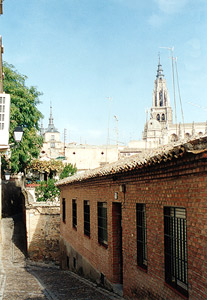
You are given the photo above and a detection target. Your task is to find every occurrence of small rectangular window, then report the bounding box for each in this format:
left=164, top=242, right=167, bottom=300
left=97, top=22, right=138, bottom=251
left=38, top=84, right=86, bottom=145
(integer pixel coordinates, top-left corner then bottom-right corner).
left=136, top=204, right=147, bottom=270
left=98, top=202, right=107, bottom=246
left=62, top=198, right=66, bottom=223
left=164, top=207, right=188, bottom=297
left=72, top=199, right=77, bottom=229
left=84, top=200, right=90, bottom=237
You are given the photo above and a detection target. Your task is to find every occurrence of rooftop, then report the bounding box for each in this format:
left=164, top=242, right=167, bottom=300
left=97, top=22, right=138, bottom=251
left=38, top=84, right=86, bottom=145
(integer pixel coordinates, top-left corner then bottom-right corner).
left=56, top=135, right=207, bottom=187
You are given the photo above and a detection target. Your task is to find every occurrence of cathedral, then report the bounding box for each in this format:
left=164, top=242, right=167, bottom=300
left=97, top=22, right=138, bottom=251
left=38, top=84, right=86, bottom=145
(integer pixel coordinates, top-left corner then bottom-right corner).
left=129, top=59, right=207, bottom=150
left=40, top=59, right=207, bottom=168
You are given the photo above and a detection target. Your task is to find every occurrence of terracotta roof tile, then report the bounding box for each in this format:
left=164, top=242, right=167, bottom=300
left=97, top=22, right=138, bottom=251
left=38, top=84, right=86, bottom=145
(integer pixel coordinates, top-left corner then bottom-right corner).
left=56, top=136, right=207, bottom=187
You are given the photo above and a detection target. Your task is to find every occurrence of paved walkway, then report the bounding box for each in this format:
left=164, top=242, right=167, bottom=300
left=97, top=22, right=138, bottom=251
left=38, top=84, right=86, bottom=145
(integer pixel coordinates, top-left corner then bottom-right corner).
left=0, top=218, right=123, bottom=300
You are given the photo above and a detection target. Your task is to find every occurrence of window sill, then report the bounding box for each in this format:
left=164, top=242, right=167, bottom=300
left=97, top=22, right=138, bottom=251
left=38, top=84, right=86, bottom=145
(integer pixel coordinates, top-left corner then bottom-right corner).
left=98, top=241, right=108, bottom=249
left=137, top=265, right=147, bottom=273
left=84, top=233, right=90, bottom=239
left=164, top=283, right=188, bottom=299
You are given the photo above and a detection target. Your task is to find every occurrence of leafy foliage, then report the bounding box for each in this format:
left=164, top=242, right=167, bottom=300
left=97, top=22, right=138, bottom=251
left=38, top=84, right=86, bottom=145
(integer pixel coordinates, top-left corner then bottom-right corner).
left=59, top=163, right=77, bottom=179
left=29, top=159, right=64, bottom=179
left=2, top=62, right=43, bottom=173
left=35, top=178, right=60, bottom=202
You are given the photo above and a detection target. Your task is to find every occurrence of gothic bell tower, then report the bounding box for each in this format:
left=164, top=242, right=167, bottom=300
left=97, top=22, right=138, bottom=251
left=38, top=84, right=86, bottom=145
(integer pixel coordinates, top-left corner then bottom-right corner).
left=150, top=58, right=173, bottom=127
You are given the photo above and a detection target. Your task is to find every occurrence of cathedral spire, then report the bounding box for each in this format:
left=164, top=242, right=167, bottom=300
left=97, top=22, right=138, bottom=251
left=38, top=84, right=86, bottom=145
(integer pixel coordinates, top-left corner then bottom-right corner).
left=156, top=54, right=164, bottom=78
left=45, top=103, right=59, bottom=133
left=150, top=59, right=173, bottom=125
left=49, top=102, right=54, bottom=126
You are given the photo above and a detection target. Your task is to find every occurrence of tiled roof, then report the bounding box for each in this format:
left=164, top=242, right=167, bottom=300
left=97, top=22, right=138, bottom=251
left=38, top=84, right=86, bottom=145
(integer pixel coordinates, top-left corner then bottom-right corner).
left=56, top=136, right=207, bottom=187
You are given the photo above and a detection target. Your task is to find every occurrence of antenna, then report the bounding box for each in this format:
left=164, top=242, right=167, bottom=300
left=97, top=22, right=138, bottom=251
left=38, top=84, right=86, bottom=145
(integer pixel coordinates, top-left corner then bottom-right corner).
left=160, top=46, right=177, bottom=134
left=174, top=57, right=185, bottom=134
left=114, top=115, right=119, bottom=146
left=187, top=101, right=207, bottom=111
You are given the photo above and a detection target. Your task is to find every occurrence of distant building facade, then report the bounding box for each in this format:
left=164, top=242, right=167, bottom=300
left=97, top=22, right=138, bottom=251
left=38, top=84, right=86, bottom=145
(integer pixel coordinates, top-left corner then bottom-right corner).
left=40, top=105, right=63, bottom=159
left=40, top=60, right=207, bottom=166
left=40, top=106, right=120, bottom=172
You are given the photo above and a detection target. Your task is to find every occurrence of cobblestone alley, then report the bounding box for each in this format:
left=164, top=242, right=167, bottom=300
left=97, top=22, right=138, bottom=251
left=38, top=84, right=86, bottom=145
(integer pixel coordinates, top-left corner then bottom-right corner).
left=0, top=217, right=123, bottom=300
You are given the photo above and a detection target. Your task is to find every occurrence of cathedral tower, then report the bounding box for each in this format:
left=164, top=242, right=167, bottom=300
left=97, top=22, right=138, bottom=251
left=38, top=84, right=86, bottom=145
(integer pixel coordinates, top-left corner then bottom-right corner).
left=143, top=59, right=173, bottom=147
left=150, top=58, right=173, bottom=127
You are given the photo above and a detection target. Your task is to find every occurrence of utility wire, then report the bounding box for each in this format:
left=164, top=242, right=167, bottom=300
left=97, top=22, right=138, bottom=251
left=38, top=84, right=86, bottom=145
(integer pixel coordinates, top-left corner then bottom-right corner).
left=175, top=57, right=185, bottom=135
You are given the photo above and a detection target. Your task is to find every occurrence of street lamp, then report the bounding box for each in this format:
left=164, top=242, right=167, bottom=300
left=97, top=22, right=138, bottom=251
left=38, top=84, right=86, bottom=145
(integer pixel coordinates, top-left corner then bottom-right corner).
left=4, top=170, right=10, bottom=181
left=3, top=126, right=24, bottom=182
left=13, top=126, right=24, bottom=143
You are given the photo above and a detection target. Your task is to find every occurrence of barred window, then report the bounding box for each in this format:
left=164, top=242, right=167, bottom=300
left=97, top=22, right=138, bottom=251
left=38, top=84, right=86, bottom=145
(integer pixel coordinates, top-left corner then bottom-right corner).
left=164, top=207, right=188, bottom=297
left=72, top=199, right=77, bottom=228
left=62, top=198, right=66, bottom=223
left=136, top=204, right=147, bottom=270
left=84, top=200, right=90, bottom=237
left=98, top=202, right=107, bottom=246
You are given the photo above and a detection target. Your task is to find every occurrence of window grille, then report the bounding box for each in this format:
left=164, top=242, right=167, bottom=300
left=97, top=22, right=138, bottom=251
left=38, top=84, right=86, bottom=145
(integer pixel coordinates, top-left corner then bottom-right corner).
left=72, top=199, right=77, bottom=228
left=62, top=198, right=66, bottom=223
left=136, top=204, right=147, bottom=269
left=98, top=202, right=107, bottom=246
left=84, top=200, right=90, bottom=237
left=164, top=207, right=188, bottom=297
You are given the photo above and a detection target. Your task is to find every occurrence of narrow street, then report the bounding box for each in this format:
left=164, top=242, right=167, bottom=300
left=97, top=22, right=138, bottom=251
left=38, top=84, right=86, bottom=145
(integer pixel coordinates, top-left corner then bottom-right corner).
left=0, top=217, right=123, bottom=300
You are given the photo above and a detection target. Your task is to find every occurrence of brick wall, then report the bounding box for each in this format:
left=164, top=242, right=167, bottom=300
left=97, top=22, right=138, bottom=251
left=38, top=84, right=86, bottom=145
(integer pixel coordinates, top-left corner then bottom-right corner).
left=26, top=203, right=60, bottom=264
left=59, top=152, right=207, bottom=299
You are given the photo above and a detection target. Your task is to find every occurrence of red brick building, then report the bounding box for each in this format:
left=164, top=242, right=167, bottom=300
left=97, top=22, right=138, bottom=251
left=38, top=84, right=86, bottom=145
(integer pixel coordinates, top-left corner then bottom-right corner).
left=57, top=137, right=207, bottom=300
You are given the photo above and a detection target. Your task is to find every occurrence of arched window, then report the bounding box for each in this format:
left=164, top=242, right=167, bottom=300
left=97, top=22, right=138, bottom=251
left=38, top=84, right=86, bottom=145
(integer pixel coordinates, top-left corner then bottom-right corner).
left=159, top=91, right=163, bottom=106
left=164, top=92, right=167, bottom=106
left=161, top=114, right=165, bottom=121
left=157, top=114, right=160, bottom=121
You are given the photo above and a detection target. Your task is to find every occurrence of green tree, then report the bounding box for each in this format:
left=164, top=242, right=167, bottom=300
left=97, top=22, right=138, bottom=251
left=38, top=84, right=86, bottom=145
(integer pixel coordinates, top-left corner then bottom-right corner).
left=35, top=178, right=60, bottom=202
left=2, top=62, right=43, bottom=173
left=59, top=163, right=77, bottom=179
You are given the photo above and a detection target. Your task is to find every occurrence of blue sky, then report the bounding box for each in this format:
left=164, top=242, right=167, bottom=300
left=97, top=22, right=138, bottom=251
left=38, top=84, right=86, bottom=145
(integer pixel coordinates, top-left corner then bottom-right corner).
left=1, top=0, right=207, bottom=145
